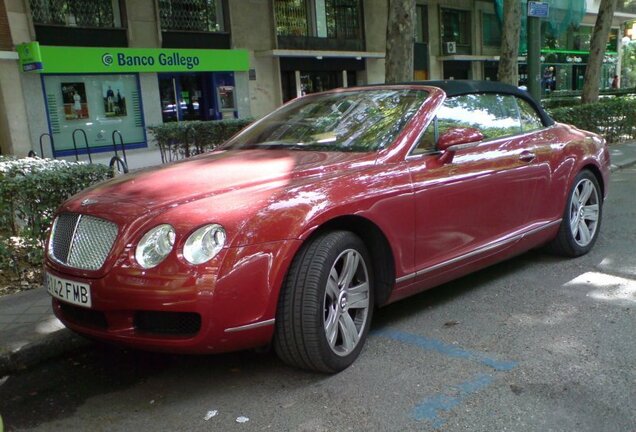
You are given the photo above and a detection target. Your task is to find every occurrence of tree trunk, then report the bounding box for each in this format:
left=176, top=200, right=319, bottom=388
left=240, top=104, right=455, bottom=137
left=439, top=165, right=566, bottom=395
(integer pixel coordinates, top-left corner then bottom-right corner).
left=497, top=0, right=521, bottom=86
left=385, top=0, right=416, bottom=84
left=582, top=0, right=618, bottom=104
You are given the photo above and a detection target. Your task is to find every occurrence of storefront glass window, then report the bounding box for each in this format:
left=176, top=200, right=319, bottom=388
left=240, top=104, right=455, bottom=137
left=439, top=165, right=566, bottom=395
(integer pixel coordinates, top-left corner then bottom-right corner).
left=159, top=72, right=236, bottom=122
left=159, top=0, right=224, bottom=32
left=42, top=74, right=145, bottom=155
left=29, top=0, right=122, bottom=27
left=159, top=74, right=206, bottom=122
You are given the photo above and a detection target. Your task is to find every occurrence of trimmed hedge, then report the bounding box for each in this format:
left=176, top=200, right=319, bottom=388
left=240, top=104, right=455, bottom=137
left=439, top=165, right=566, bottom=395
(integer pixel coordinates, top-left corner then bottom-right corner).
left=548, top=97, right=636, bottom=143
left=0, top=157, right=112, bottom=279
left=541, top=97, right=581, bottom=110
left=147, top=119, right=253, bottom=161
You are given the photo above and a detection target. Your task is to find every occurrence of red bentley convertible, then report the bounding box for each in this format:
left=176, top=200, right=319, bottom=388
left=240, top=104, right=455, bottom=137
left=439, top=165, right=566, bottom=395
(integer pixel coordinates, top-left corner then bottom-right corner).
left=45, top=81, right=610, bottom=373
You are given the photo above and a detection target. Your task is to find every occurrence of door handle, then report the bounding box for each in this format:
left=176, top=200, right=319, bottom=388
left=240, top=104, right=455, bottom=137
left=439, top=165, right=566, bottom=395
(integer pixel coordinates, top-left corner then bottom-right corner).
left=519, top=151, right=536, bottom=162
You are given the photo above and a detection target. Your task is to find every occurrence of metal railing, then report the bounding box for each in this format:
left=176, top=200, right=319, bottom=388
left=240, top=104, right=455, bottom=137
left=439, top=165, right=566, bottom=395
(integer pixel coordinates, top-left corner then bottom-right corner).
left=72, top=128, right=92, bottom=163
left=28, top=133, right=54, bottom=158
left=29, top=129, right=131, bottom=174
left=109, top=130, right=129, bottom=174
left=29, top=0, right=121, bottom=28
left=274, top=0, right=362, bottom=39
left=159, top=0, right=224, bottom=32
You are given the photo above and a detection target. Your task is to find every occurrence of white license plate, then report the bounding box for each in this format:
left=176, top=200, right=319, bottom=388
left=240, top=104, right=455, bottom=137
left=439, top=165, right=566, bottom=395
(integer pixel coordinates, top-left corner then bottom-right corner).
left=46, top=272, right=92, bottom=308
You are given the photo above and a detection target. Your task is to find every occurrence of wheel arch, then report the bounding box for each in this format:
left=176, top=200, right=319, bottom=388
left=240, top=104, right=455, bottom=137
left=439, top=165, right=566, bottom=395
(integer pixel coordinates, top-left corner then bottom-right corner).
left=580, top=162, right=606, bottom=199
left=301, top=215, right=396, bottom=307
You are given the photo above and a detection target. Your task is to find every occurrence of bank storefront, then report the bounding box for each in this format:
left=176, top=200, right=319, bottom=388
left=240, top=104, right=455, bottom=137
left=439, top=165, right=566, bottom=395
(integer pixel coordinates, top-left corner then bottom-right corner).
left=17, top=43, right=249, bottom=157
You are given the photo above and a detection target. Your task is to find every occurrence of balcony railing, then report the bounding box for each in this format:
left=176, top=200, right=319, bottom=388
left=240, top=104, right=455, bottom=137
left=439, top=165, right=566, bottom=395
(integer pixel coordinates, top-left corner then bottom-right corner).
left=159, top=0, right=224, bottom=32
left=29, top=0, right=121, bottom=28
left=274, top=0, right=364, bottom=51
left=617, top=0, right=636, bottom=14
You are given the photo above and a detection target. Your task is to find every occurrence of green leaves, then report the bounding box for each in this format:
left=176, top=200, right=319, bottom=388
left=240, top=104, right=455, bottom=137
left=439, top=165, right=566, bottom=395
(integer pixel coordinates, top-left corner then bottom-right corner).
left=0, top=157, right=112, bottom=278
left=147, top=119, right=252, bottom=160
left=548, top=97, right=636, bottom=143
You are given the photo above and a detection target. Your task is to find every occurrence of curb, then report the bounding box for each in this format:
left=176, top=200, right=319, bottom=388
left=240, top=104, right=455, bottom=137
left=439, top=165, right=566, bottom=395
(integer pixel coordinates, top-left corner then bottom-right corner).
left=610, top=158, right=636, bottom=172
left=0, top=329, right=91, bottom=377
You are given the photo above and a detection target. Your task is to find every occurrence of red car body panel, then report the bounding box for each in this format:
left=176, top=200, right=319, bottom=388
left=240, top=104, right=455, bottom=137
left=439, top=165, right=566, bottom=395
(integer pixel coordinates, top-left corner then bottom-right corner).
left=45, top=84, right=610, bottom=354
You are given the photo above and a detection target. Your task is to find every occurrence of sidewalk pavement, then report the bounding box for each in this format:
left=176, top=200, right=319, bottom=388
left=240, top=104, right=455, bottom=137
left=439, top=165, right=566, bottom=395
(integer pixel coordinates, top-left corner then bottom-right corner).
left=1, top=141, right=636, bottom=377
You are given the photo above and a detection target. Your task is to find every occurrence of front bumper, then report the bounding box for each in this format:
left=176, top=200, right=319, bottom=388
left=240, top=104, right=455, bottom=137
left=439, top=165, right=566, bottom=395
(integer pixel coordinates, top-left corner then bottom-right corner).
left=47, top=239, right=301, bottom=354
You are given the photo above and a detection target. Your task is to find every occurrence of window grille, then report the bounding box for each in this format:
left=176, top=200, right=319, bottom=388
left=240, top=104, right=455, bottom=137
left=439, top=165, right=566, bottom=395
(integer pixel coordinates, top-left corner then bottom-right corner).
left=159, top=0, right=224, bottom=32
left=274, top=0, right=309, bottom=36
left=325, top=0, right=360, bottom=40
left=618, top=0, right=636, bottom=14
left=275, top=0, right=361, bottom=39
left=29, top=0, right=120, bottom=28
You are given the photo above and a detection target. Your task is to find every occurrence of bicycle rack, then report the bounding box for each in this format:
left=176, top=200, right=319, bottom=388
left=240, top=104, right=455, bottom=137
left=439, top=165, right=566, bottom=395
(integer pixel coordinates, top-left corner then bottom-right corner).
left=72, top=129, right=92, bottom=164
left=109, top=155, right=128, bottom=175
left=39, top=133, right=53, bottom=158
left=111, top=130, right=129, bottom=173
left=28, top=133, right=54, bottom=158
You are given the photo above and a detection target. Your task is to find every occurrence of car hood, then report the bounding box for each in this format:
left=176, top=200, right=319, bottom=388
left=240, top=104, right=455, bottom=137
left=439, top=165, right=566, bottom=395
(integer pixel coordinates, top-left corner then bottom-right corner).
left=65, top=149, right=373, bottom=218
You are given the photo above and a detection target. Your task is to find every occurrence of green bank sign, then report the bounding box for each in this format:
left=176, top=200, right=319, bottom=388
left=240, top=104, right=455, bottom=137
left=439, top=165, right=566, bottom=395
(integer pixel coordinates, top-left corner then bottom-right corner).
left=17, top=42, right=249, bottom=73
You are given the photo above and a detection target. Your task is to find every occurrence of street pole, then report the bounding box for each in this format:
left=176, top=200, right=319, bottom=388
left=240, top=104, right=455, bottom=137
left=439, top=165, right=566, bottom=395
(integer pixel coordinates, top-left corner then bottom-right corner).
left=527, top=14, right=542, bottom=101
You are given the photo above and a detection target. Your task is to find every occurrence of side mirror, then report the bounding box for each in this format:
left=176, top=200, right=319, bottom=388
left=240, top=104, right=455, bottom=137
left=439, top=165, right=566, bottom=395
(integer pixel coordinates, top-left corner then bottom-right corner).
left=436, top=127, right=484, bottom=164
left=437, top=127, right=484, bottom=152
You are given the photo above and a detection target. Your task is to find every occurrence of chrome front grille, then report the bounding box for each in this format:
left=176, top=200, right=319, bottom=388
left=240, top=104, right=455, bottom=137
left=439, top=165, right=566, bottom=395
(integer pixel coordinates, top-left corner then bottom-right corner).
left=49, top=213, right=118, bottom=271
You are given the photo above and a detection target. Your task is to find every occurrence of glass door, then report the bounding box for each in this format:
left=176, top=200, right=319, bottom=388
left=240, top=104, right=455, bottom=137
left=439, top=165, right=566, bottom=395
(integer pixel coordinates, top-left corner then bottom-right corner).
left=158, top=73, right=208, bottom=122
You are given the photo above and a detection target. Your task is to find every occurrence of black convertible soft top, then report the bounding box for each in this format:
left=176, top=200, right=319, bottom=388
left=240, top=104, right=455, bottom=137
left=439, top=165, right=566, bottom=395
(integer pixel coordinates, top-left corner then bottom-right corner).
left=412, top=79, right=555, bottom=127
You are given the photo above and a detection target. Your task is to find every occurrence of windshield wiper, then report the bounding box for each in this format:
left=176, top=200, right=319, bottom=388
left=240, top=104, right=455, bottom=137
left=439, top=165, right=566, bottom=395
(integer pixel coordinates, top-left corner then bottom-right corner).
left=245, top=141, right=311, bottom=150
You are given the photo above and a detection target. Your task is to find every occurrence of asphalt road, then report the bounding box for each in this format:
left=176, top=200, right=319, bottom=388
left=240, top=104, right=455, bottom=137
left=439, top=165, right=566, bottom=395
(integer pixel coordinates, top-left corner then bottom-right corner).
left=1, top=167, right=635, bottom=432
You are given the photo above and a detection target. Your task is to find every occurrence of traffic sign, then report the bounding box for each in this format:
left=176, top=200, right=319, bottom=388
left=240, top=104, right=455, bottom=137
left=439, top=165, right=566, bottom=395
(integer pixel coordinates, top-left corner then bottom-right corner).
left=528, top=1, right=549, bottom=18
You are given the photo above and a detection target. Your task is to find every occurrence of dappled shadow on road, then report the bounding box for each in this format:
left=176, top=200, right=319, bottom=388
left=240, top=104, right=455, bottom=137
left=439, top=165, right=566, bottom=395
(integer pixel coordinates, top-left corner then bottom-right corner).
left=0, top=342, right=327, bottom=430
left=372, top=250, right=566, bottom=328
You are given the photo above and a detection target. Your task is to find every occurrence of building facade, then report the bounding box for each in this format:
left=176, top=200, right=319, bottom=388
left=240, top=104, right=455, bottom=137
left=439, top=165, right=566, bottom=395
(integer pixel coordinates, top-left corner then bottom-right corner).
left=1, top=0, right=636, bottom=157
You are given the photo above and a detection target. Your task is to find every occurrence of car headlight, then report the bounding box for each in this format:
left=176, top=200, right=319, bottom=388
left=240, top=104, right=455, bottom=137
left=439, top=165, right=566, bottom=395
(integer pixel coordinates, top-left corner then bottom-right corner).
left=183, top=224, right=226, bottom=265
left=135, top=224, right=176, bottom=269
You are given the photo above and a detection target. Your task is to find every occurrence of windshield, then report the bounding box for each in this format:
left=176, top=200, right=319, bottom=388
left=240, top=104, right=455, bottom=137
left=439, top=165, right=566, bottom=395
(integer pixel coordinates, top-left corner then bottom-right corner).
left=223, top=89, right=428, bottom=152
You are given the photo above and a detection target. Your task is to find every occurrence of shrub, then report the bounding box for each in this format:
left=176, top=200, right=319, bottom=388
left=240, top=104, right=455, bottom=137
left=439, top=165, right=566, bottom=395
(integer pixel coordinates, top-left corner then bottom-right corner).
left=0, top=157, right=112, bottom=280
left=147, top=118, right=253, bottom=162
left=548, top=97, right=636, bottom=143
left=541, top=97, right=581, bottom=110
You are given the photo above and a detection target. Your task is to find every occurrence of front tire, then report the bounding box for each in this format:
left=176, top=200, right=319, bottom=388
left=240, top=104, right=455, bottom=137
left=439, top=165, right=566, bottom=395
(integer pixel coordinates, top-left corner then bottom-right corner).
left=548, top=170, right=602, bottom=257
left=274, top=231, right=374, bottom=373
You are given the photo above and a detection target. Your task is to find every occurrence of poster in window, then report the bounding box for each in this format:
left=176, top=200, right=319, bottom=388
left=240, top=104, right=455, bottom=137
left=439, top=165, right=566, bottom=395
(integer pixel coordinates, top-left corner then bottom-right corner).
left=102, top=82, right=127, bottom=117
left=61, top=82, right=89, bottom=120
left=218, top=86, right=236, bottom=110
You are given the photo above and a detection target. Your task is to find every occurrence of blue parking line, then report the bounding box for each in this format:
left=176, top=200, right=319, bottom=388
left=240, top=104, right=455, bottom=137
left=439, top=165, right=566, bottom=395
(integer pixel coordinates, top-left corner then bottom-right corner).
left=373, top=328, right=517, bottom=371
left=372, top=328, right=518, bottom=427
left=411, top=373, right=494, bottom=427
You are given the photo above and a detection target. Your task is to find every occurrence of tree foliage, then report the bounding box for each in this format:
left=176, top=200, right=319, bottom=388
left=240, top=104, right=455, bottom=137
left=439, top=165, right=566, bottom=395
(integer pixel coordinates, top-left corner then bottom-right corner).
left=0, top=157, right=112, bottom=279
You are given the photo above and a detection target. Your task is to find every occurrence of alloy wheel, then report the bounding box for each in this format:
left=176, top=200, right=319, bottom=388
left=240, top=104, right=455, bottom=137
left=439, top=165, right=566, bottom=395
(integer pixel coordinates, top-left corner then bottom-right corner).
left=323, top=249, right=370, bottom=357
left=569, top=178, right=600, bottom=247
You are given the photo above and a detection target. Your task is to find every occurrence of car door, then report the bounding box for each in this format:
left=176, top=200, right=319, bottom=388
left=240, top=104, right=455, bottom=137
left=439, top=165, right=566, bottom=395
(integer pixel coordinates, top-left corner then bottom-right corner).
left=513, top=96, right=560, bottom=225
left=405, top=93, right=546, bottom=279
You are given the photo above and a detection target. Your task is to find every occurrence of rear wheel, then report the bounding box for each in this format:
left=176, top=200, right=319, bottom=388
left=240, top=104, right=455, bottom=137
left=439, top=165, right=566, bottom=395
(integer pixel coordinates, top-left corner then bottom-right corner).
left=548, top=170, right=602, bottom=257
left=274, top=231, right=373, bottom=373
